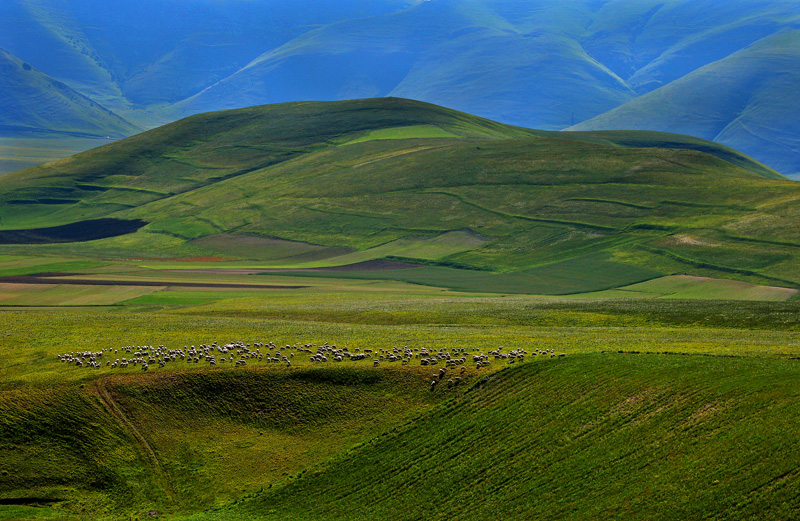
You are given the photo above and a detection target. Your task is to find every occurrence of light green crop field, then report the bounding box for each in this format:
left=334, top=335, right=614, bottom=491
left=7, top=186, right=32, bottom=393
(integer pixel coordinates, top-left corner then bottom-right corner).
left=599, top=274, right=799, bottom=301
left=180, top=353, right=800, bottom=521
left=0, top=283, right=161, bottom=306
left=343, top=124, right=461, bottom=144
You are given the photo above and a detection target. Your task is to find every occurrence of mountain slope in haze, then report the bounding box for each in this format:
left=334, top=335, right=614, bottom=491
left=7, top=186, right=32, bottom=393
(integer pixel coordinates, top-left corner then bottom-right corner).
left=0, top=47, right=141, bottom=174
left=572, top=30, right=800, bottom=178
left=582, top=0, right=800, bottom=94
left=0, top=0, right=135, bottom=118
left=0, top=48, right=140, bottom=138
left=1, top=98, right=799, bottom=294
left=0, top=0, right=416, bottom=125
left=167, top=0, right=800, bottom=132
left=169, top=0, right=637, bottom=129
left=6, top=0, right=797, bottom=131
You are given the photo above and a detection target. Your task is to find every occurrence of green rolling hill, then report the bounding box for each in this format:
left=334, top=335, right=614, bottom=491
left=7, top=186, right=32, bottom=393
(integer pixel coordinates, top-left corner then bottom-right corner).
left=1, top=98, right=799, bottom=295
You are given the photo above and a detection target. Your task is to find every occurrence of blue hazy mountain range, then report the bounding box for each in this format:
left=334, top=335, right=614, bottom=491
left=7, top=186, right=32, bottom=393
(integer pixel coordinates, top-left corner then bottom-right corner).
left=0, top=48, right=139, bottom=137
left=2, top=0, right=799, bottom=176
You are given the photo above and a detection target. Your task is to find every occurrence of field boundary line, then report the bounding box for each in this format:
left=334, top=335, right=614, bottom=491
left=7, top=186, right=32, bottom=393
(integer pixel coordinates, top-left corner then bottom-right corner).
left=425, top=190, right=616, bottom=231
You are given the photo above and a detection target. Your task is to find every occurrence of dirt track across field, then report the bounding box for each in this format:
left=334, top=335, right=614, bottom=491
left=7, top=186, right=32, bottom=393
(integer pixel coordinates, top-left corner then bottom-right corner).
left=0, top=273, right=306, bottom=289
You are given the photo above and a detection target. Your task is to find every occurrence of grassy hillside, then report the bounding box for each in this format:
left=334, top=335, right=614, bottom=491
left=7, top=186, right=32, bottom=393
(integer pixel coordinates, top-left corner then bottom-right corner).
left=2, top=97, right=799, bottom=294
left=572, top=30, right=800, bottom=177
left=0, top=365, right=446, bottom=519
left=174, top=353, right=800, bottom=520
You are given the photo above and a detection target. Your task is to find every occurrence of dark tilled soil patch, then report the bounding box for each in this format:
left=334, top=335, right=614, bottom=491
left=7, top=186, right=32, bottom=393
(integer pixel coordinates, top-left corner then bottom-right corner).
left=310, top=259, right=422, bottom=271
left=259, top=259, right=423, bottom=273
left=0, top=218, right=148, bottom=244
left=0, top=274, right=306, bottom=290
left=164, top=259, right=423, bottom=275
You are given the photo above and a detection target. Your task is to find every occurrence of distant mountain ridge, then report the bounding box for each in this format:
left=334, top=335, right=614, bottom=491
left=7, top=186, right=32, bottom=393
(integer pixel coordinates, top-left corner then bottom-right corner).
left=571, top=29, right=800, bottom=178
left=2, top=0, right=800, bottom=175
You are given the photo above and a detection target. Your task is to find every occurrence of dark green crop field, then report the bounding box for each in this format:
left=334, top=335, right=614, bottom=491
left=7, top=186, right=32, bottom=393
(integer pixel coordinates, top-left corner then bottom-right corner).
left=183, top=353, right=800, bottom=521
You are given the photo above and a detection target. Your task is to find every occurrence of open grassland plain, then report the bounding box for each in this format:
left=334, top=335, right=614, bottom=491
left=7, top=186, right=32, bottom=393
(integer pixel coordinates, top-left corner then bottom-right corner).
left=0, top=136, right=122, bottom=176
left=2, top=281, right=800, bottom=519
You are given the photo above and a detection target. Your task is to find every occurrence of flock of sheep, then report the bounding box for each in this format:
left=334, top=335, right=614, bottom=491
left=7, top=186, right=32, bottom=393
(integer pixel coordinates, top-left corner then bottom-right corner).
left=55, top=340, right=565, bottom=387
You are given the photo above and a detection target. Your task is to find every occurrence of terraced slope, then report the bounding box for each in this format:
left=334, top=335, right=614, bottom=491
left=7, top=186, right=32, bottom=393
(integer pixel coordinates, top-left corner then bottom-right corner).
left=181, top=353, right=800, bottom=521
left=2, top=98, right=799, bottom=294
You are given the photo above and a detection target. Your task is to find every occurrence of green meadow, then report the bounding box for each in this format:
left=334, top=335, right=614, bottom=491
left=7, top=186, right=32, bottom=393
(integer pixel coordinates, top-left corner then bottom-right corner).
left=2, top=99, right=800, bottom=519
left=2, top=281, right=800, bottom=520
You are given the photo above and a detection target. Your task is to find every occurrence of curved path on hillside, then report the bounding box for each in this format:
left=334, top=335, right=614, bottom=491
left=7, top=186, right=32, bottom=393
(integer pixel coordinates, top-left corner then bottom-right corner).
left=93, top=378, right=175, bottom=502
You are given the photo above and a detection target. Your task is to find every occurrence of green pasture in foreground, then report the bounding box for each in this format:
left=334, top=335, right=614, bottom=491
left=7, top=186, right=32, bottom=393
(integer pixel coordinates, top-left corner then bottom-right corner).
left=1, top=279, right=800, bottom=520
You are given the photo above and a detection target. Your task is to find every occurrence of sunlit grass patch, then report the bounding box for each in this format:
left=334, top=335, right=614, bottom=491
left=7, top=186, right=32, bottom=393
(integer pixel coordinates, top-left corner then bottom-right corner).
left=344, top=125, right=459, bottom=144
left=0, top=283, right=161, bottom=306
left=603, top=275, right=799, bottom=301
